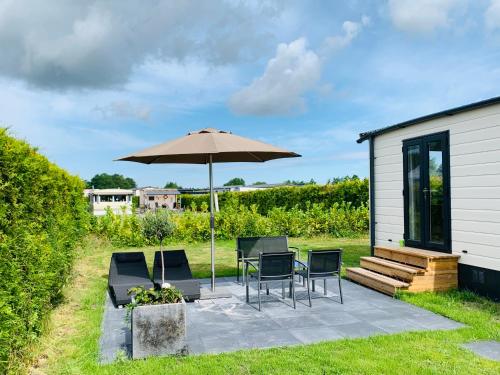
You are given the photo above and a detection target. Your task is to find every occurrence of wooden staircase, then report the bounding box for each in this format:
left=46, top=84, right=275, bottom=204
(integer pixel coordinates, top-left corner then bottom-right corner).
left=346, top=246, right=460, bottom=296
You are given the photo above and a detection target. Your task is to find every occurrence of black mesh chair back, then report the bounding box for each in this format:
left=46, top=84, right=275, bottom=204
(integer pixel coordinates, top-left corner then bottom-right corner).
left=237, top=236, right=288, bottom=258
left=308, top=250, right=342, bottom=276
left=259, top=252, right=294, bottom=279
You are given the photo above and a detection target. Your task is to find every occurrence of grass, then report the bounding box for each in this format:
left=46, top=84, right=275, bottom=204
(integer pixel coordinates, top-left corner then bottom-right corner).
left=27, top=236, right=500, bottom=375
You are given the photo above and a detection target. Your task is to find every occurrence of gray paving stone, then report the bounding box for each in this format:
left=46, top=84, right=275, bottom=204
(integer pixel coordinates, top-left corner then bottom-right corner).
left=462, top=340, right=500, bottom=361
left=333, top=321, right=388, bottom=338
left=99, top=278, right=464, bottom=361
left=370, top=318, right=425, bottom=334
left=289, top=326, right=345, bottom=344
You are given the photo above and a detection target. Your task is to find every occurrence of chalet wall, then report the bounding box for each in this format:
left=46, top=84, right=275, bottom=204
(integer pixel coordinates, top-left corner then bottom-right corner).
left=373, top=104, right=500, bottom=271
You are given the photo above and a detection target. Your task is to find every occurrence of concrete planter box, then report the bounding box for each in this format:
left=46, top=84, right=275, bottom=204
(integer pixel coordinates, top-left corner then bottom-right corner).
left=131, top=299, right=187, bottom=359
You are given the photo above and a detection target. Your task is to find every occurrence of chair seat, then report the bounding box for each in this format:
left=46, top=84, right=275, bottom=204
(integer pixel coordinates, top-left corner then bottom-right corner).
left=295, top=270, right=338, bottom=279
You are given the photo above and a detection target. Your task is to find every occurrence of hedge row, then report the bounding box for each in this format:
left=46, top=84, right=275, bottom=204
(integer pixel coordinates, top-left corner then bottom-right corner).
left=0, top=129, right=90, bottom=373
left=181, top=178, right=368, bottom=215
left=92, top=201, right=369, bottom=247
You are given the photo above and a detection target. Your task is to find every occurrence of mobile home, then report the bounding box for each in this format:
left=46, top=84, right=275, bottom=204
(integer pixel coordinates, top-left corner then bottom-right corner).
left=355, top=97, right=500, bottom=300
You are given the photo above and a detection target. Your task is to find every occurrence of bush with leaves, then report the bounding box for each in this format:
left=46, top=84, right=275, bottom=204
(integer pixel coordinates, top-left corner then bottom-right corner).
left=93, top=201, right=368, bottom=245
left=142, top=210, right=175, bottom=286
left=181, top=177, right=368, bottom=215
left=0, top=128, right=90, bottom=372
left=127, top=286, right=183, bottom=311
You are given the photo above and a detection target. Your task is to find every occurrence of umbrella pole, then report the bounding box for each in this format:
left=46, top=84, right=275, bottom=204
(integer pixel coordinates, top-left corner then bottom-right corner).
left=209, top=154, right=215, bottom=291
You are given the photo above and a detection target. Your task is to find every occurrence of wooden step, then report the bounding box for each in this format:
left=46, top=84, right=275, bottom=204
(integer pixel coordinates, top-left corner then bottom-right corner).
left=374, top=246, right=460, bottom=269
left=360, top=256, right=425, bottom=281
left=346, top=267, right=409, bottom=296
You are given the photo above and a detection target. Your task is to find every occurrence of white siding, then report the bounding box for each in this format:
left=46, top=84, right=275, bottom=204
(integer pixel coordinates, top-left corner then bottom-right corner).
left=373, top=104, right=500, bottom=271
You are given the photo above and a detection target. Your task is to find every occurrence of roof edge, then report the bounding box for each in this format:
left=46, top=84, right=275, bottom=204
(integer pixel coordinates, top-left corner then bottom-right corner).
left=357, top=95, right=500, bottom=143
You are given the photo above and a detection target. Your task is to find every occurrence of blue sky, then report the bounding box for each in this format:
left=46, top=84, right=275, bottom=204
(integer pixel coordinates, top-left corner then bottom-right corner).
left=1, top=0, right=500, bottom=187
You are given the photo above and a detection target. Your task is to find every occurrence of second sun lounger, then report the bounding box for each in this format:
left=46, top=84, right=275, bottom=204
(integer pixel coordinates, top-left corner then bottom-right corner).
left=153, top=250, right=201, bottom=301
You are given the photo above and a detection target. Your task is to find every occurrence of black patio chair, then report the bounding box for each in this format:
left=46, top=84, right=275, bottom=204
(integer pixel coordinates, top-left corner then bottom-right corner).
left=235, top=236, right=299, bottom=284
left=245, top=251, right=296, bottom=311
left=295, top=249, right=343, bottom=307
left=152, top=250, right=200, bottom=301
left=108, top=252, right=154, bottom=307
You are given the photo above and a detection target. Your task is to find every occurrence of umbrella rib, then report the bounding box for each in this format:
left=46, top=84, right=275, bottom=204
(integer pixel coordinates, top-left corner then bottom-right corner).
left=146, top=155, right=164, bottom=164
left=248, top=152, right=263, bottom=162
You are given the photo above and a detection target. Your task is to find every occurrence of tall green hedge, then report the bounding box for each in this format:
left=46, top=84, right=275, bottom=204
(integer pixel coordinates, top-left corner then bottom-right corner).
left=0, top=129, right=90, bottom=373
left=181, top=178, right=368, bottom=215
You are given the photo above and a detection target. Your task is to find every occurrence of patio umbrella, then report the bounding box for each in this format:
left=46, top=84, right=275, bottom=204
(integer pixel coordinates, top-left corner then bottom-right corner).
left=116, top=128, right=300, bottom=291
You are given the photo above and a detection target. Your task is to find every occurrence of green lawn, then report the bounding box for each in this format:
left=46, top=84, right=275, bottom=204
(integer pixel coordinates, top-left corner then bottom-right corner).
left=28, top=236, right=500, bottom=375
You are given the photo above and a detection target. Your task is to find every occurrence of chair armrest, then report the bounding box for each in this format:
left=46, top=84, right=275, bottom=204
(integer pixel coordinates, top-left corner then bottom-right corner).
left=294, top=259, right=308, bottom=268
left=288, top=246, right=300, bottom=260
left=245, top=259, right=259, bottom=270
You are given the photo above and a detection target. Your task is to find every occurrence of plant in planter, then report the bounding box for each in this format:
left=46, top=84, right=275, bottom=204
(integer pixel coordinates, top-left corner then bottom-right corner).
left=127, top=286, right=187, bottom=358
left=142, top=209, right=175, bottom=288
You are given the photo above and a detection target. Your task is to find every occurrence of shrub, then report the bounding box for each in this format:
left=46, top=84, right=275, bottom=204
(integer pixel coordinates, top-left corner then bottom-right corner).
left=127, top=286, right=183, bottom=309
left=142, top=210, right=175, bottom=245
left=0, top=128, right=90, bottom=372
left=181, top=177, right=368, bottom=215
left=93, top=201, right=368, bottom=245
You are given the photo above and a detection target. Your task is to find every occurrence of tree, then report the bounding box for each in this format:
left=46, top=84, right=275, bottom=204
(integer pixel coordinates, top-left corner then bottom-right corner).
left=142, top=210, right=175, bottom=287
left=252, top=181, right=267, bottom=185
left=164, top=181, right=182, bottom=189
left=327, top=175, right=360, bottom=184
left=283, top=179, right=316, bottom=186
left=86, top=173, right=136, bottom=189
left=224, top=177, right=245, bottom=186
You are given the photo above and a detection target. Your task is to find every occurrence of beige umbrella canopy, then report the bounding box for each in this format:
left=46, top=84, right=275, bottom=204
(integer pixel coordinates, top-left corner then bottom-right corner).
left=118, top=128, right=300, bottom=164
left=117, top=128, right=300, bottom=291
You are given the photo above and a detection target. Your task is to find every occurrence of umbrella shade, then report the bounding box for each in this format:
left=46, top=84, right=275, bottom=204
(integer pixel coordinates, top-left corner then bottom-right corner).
left=116, top=128, right=301, bottom=291
left=116, top=128, right=300, bottom=164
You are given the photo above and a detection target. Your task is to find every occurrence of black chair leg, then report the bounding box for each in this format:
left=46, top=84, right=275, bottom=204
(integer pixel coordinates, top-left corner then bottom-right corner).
left=258, top=281, right=261, bottom=311
left=292, top=278, right=296, bottom=309
left=306, top=277, right=312, bottom=307
left=324, top=279, right=327, bottom=296
left=266, top=284, right=270, bottom=295
left=312, top=279, right=315, bottom=292
left=338, top=275, right=343, bottom=304
left=236, top=257, right=240, bottom=282
left=282, top=281, right=285, bottom=299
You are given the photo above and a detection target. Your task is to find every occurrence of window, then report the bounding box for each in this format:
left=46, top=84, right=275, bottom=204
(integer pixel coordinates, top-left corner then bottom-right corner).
left=100, top=195, right=113, bottom=202
left=114, top=195, right=127, bottom=202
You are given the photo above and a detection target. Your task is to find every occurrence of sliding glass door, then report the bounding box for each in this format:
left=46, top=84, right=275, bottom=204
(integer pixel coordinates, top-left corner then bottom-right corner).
left=403, top=131, right=451, bottom=252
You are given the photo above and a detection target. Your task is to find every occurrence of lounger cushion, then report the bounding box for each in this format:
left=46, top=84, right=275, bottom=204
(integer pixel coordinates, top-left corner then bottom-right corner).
left=108, top=252, right=154, bottom=306
left=115, top=252, right=143, bottom=263
left=153, top=250, right=200, bottom=301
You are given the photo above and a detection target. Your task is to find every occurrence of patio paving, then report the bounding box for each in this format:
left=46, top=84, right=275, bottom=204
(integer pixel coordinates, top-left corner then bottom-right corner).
left=462, top=340, right=500, bottom=361
left=99, top=276, right=464, bottom=364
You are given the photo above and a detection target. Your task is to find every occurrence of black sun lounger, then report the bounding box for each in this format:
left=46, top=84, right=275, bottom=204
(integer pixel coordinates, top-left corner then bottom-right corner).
left=153, top=250, right=200, bottom=301
left=108, top=252, right=154, bottom=306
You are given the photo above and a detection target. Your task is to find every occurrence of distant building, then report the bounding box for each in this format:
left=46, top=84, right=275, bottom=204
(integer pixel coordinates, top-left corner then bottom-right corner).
left=85, top=188, right=133, bottom=216
left=134, top=187, right=181, bottom=210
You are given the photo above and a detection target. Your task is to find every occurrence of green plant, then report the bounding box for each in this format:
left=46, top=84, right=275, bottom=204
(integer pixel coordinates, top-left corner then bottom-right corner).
left=181, top=177, right=368, bottom=215
left=131, top=196, right=139, bottom=210
left=0, top=128, right=90, bottom=373
left=142, top=210, right=175, bottom=286
left=127, top=286, right=183, bottom=309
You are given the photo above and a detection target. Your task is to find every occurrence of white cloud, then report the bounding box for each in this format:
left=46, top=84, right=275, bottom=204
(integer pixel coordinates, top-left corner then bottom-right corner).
left=229, top=38, right=321, bottom=116
left=93, top=101, right=151, bottom=121
left=486, top=0, right=500, bottom=30
left=0, top=0, right=283, bottom=89
left=388, top=0, right=461, bottom=34
left=229, top=16, right=369, bottom=116
left=323, top=16, right=370, bottom=53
